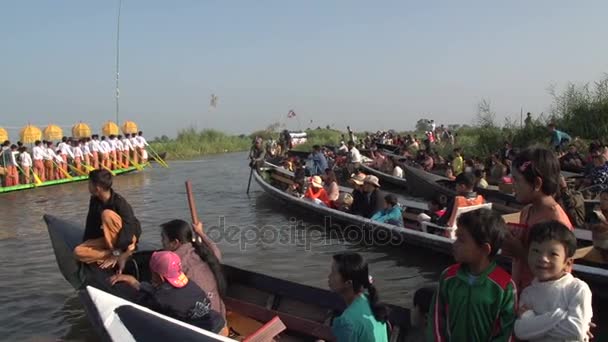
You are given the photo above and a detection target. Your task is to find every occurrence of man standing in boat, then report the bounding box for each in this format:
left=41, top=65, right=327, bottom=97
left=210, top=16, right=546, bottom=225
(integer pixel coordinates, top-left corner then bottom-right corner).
left=74, top=169, right=141, bottom=272
left=248, top=137, right=266, bottom=169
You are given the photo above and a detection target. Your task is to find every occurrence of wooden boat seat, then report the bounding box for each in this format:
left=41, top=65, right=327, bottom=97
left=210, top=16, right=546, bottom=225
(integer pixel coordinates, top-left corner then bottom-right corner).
left=270, top=173, right=295, bottom=186
left=574, top=246, right=608, bottom=265
left=421, top=203, right=493, bottom=239
left=224, top=297, right=335, bottom=341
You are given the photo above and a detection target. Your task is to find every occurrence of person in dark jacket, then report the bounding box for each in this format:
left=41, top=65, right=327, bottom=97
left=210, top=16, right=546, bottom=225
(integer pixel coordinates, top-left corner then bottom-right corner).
left=351, top=175, right=384, bottom=218
left=110, top=251, right=225, bottom=333
left=74, top=169, right=141, bottom=272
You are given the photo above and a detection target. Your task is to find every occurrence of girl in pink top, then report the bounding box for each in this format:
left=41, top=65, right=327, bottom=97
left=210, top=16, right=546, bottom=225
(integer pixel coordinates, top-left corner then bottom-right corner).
left=503, top=147, right=573, bottom=292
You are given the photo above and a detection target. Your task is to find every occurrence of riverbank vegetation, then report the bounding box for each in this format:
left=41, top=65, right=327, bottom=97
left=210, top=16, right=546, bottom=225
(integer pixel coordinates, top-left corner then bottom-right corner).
left=149, top=128, right=251, bottom=160
left=151, top=74, right=608, bottom=160
left=457, top=75, right=608, bottom=157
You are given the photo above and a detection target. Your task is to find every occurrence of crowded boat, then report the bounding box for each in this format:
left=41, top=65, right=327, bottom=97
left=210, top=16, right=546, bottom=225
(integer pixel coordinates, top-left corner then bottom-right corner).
left=41, top=121, right=608, bottom=341
left=0, top=122, right=166, bottom=193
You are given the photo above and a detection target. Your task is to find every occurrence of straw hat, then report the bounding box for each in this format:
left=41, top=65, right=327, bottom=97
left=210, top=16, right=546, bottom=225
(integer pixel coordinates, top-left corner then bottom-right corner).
left=364, top=175, right=381, bottom=187
left=310, top=175, right=324, bottom=188
left=348, top=172, right=366, bottom=186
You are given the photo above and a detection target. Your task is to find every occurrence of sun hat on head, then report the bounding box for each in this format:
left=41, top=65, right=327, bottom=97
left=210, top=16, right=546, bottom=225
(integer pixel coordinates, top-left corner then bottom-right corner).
left=364, top=175, right=381, bottom=187
left=310, top=175, right=324, bottom=188
left=149, top=251, right=189, bottom=288
left=348, top=172, right=366, bottom=186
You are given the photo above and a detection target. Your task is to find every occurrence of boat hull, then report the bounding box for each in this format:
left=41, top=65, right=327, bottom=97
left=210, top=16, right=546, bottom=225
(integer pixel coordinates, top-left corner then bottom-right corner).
left=44, top=214, right=412, bottom=341
left=0, top=167, right=138, bottom=194
left=253, top=168, right=608, bottom=299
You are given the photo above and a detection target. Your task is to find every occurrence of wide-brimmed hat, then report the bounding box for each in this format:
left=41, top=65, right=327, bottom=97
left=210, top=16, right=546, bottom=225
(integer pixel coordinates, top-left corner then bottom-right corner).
left=310, top=175, right=324, bottom=188
left=149, top=251, right=189, bottom=288
left=348, top=172, right=366, bottom=186
left=364, top=175, right=381, bottom=187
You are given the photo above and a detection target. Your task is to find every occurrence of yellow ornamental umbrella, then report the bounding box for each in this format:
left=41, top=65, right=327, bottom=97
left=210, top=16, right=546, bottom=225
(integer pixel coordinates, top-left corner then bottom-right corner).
left=72, top=122, right=92, bottom=139
left=43, top=124, right=63, bottom=141
left=102, top=121, right=120, bottom=136
left=0, top=127, right=8, bottom=142
left=19, top=124, right=42, bottom=144
left=122, top=121, right=138, bottom=134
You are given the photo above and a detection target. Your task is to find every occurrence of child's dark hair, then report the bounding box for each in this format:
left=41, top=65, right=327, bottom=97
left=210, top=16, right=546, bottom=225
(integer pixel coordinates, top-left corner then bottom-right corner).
left=457, top=209, right=506, bottom=257
left=413, top=286, right=435, bottom=315
left=430, top=195, right=446, bottom=208
left=529, top=221, right=577, bottom=258
left=513, top=147, right=560, bottom=196
left=455, top=172, right=476, bottom=189
left=384, top=194, right=398, bottom=206
left=474, top=169, right=485, bottom=178
left=89, top=169, right=113, bottom=190
left=332, top=252, right=389, bottom=322
left=160, top=219, right=226, bottom=296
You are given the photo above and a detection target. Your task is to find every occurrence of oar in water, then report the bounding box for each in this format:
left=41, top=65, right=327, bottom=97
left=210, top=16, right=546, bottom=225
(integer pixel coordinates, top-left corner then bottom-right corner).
left=148, top=145, right=168, bottom=168
left=16, top=164, right=42, bottom=186
left=68, top=164, right=88, bottom=177
left=246, top=167, right=254, bottom=194
left=122, top=151, right=144, bottom=171
left=51, top=159, right=73, bottom=180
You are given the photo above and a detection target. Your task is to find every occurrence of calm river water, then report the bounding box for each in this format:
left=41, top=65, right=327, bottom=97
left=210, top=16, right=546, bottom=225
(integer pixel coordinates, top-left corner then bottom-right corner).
left=0, top=152, right=455, bottom=341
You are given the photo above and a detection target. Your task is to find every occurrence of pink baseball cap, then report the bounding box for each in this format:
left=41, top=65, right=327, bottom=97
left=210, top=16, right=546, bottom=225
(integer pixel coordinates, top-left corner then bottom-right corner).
left=149, top=251, right=189, bottom=288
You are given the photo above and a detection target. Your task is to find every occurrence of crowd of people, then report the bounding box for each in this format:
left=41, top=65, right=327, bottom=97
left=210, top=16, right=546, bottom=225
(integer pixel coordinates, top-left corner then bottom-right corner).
left=67, top=126, right=602, bottom=342
left=246, top=123, right=604, bottom=340
left=0, top=131, right=150, bottom=187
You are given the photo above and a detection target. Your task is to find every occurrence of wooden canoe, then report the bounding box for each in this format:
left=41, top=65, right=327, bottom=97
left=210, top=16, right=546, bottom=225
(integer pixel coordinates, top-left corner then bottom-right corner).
left=253, top=165, right=608, bottom=299
left=44, top=215, right=412, bottom=341
left=0, top=166, right=138, bottom=194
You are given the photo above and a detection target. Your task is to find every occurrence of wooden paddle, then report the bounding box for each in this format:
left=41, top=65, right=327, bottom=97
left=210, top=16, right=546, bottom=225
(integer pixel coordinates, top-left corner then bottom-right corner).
left=51, top=159, right=73, bottom=179
left=185, top=180, right=200, bottom=226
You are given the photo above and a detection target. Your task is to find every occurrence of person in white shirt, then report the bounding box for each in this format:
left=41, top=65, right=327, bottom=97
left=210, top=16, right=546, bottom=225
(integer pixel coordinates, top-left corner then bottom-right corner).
left=347, top=140, right=362, bottom=174
left=100, top=136, right=111, bottom=170
left=72, top=140, right=84, bottom=173
left=90, top=135, right=101, bottom=169
left=19, top=146, right=33, bottom=184
left=514, top=221, right=592, bottom=342
left=32, top=140, right=47, bottom=181
left=108, top=135, right=118, bottom=170
left=44, top=141, right=62, bottom=181
left=129, top=134, right=140, bottom=164
left=4, top=144, right=20, bottom=186
left=57, top=137, right=74, bottom=176
left=115, top=135, right=125, bottom=168
left=392, top=164, right=404, bottom=178
left=82, top=138, right=94, bottom=169
left=122, top=134, right=134, bottom=167
left=136, top=131, right=149, bottom=163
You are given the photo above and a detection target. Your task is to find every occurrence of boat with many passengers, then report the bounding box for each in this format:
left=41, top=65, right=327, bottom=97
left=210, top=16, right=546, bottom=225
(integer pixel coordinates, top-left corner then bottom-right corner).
left=252, top=162, right=608, bottom=298
left=0, top=121, right=167, bottom=194
left=45, top=215, right=412, bottom=341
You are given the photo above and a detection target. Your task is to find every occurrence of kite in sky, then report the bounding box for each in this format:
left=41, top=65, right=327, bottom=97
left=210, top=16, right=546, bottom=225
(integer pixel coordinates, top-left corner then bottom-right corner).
left=210, top=94, right=218, bottom=108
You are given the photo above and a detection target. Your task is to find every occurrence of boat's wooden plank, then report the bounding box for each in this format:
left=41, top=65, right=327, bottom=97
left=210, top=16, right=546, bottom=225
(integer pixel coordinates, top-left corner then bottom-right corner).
left=270, top=173, right=294, bottom=186
left=224, top=297, right=336, bottom=341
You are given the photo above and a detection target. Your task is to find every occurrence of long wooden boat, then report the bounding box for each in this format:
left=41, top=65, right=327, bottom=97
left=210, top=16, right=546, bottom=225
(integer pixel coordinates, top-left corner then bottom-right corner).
left=359, top=162, right=409, bottom=190
left=0, top=166, right=138, bottom=194
left=253, top=166, right=608, bottom=298
left=44, top=215, right=412, bottom=341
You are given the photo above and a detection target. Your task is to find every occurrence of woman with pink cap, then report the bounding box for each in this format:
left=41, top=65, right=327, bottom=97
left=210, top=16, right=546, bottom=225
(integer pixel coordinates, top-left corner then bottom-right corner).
left=110, top=251, right=225, bottom=333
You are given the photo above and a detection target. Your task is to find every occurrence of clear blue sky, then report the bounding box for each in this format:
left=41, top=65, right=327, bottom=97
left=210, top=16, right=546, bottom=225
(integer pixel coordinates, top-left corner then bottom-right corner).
left=2, top=0, right=607, bottom=138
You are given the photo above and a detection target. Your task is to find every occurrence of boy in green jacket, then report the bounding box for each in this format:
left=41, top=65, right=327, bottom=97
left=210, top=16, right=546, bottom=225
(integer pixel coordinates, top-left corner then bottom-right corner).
left=427, top=209, right=517, bottom=341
